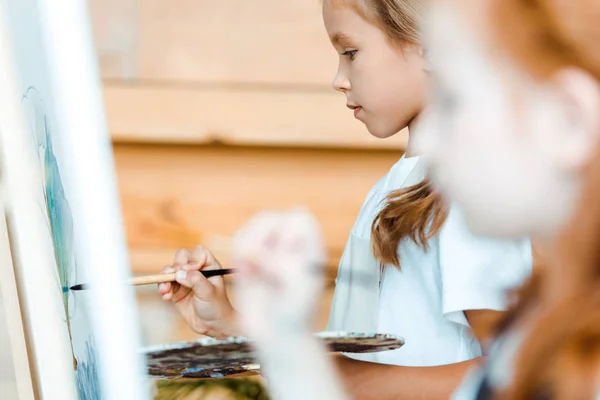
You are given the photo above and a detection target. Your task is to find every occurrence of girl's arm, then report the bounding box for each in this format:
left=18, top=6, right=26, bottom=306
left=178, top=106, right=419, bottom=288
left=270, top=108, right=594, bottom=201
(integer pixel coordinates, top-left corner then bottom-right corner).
left=333, top=355, right=481, bottom=400
left=260, top=306, right=495, bottom=400
left=332, top=308, right=501, bottom=400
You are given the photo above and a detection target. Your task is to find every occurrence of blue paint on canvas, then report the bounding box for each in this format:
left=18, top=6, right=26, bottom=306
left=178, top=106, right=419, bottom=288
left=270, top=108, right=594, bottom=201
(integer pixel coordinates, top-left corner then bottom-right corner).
left=41, top=108, right=74, bottom=312
left=23, top=87, right=102, bottom=400
left=76, top=336, right=102, bottom=400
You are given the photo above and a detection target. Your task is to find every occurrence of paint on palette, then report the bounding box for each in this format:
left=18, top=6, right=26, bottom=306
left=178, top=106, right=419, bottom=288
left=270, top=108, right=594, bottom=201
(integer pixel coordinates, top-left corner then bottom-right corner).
left=143, top=332, right=404, bottom=379
left=22, top=87, right=101, bottom=399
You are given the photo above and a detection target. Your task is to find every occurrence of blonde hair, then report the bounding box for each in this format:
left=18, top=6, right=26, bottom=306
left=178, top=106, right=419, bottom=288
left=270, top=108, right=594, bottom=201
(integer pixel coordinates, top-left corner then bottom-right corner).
left=325, top=0, right=423, bottom=43
left=324, top=0, right=448, bottom=268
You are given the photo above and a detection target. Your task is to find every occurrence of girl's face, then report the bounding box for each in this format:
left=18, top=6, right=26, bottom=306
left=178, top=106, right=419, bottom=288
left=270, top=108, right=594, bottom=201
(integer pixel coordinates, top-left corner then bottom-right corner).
left=415, top=1, right=600, bottom=238
left=322, top=2, right=427, bottom=138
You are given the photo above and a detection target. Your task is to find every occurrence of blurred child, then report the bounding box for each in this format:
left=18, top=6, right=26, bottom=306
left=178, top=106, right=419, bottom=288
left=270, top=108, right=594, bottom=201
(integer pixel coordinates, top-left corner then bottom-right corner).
left=415, top=0, right=600, bottom=398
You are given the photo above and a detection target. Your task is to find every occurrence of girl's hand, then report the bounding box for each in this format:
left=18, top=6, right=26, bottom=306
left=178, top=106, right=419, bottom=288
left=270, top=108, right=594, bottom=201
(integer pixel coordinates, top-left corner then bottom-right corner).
left=158, top=246, right=240, bottom=338
left=231, top=209, right=326, bottom=341
left=231, top=210, right=347, bottom=400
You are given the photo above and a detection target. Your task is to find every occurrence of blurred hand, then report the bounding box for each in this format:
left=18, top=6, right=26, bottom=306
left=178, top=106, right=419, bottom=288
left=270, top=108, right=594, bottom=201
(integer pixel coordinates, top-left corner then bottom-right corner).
left=158, top=246, right=240, bottom=338
left=231, top=209, right=326, bottom=341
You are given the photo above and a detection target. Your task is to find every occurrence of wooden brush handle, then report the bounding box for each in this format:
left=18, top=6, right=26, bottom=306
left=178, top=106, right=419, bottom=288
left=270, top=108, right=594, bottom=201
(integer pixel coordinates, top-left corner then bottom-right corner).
left=129, top=273, right=177, bottom=286
left=128, top=269, right=237, bottom=287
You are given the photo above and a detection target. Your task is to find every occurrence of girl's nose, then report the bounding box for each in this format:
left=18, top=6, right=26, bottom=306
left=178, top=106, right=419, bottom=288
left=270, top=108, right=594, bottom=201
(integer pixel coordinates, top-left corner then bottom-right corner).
left=332, top=65, right=350, bottom=92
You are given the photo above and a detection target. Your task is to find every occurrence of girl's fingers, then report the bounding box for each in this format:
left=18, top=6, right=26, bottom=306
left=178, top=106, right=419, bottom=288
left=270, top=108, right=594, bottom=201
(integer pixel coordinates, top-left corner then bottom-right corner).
left=175, top=270, right=216, bottom=300
left=234, top=259, right=261, bottom=278
left=158, top=266, right=177, bottom=295
left=235, top=259, right=281, bottom=289
left=189, top=246, right=212, bottom=268
left=158, top=282, right=171, bottom=295
left=173, top=248, right=192, bottom=268
left=234, top=211, right=281, bottom=262
left=234, top=210, right=325, bottom=290
left=161, top=265, right=176, bottom=274
left=183, top=260, right=206, bottom=272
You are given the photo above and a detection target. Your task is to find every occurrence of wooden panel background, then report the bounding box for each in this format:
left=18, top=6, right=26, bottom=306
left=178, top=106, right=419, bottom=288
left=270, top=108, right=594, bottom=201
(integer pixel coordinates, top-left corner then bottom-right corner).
left=92, top=0, right=338, bottom=85
left=115, top=145, right=400, bottom=274
left=88, top=0, right=405, bottom=338
left=104, top=83, right=408, bottom=149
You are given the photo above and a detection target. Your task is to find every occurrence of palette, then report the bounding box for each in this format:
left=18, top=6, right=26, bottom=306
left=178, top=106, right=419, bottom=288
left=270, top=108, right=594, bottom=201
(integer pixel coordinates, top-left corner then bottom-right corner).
left=143, top=331, right=404, bottom=379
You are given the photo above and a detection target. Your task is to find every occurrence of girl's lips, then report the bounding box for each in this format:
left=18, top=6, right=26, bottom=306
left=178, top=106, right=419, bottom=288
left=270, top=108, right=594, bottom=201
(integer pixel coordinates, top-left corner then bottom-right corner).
left=347, top=104, right=362, bottom=118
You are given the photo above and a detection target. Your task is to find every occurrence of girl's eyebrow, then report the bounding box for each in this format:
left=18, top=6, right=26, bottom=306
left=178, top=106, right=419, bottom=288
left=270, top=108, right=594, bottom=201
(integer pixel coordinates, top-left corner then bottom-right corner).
left=331, top=32, right=354, bottom=47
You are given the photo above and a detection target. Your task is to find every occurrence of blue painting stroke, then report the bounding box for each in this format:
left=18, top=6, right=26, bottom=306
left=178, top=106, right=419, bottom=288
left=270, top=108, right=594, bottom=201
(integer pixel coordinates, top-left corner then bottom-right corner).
left=22, top=87, right=102, bottom=400
left=76, top=337, right=102, bottom=400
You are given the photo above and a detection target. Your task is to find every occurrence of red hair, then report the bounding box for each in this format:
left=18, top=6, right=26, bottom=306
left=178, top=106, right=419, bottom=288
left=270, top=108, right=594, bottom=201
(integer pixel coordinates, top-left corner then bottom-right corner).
left=490, top=0, right=600, bottom=398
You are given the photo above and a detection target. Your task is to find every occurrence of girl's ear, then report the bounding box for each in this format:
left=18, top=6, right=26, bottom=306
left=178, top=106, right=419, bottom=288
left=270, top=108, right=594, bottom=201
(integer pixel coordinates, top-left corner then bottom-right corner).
left=551, top=68, right=600, bottom=171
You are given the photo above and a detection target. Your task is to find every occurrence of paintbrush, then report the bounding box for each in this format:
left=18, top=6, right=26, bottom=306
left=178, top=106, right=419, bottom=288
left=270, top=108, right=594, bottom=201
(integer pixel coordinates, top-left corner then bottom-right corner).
left=69, top=268, right=237, bottom=291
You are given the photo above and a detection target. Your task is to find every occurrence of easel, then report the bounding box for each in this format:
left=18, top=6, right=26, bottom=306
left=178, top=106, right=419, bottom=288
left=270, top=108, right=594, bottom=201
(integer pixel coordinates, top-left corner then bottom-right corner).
left=0, top=6, right=77, bottom=398
left=0, top=1, right=148, bottom=398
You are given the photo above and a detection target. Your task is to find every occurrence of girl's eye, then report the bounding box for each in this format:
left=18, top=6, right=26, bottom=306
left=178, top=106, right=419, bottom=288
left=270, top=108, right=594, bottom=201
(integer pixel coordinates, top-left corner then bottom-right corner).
left=342, top=50, right=357, bottom=60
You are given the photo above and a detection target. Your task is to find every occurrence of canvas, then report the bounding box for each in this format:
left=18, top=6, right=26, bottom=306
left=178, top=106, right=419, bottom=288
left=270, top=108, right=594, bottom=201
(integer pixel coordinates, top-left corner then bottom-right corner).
left=0, top=1, right=147, bottom=398
left=21, top=84, right=102, bottom=398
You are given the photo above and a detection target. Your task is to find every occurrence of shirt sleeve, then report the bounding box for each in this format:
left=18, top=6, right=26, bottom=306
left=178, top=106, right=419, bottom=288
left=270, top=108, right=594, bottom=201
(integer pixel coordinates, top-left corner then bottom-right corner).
left=439, top=206, right=533, bottom=327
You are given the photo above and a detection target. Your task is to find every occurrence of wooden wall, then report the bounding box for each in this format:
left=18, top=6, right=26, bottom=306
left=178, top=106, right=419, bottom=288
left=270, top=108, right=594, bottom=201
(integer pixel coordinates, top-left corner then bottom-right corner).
left=90, top=0, right=405, bottom=339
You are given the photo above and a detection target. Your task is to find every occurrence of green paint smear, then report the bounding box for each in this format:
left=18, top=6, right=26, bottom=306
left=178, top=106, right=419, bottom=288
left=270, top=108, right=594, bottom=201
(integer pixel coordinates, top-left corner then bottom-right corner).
left=155, top=379, right=269, bottom=400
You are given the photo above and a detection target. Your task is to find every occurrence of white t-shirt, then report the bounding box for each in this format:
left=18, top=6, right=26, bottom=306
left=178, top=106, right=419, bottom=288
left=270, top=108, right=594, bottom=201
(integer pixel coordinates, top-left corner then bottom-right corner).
left=328, top=155, right=532, bottom=367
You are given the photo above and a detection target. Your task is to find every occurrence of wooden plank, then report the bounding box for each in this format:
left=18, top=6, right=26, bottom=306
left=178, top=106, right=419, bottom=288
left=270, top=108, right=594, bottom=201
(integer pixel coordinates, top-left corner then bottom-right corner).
left=88, top=0, right=139, bottom=79
left=113, top=144, right=402, bottom=274
left=104, top=83, right=408, bottom=150
left=90, top=0, right=338, bottom=85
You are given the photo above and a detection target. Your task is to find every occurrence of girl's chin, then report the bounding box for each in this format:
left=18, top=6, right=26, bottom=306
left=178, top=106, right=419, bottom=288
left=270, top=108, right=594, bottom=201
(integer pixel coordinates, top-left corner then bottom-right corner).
left=366, top=125, right=400, bottom=139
